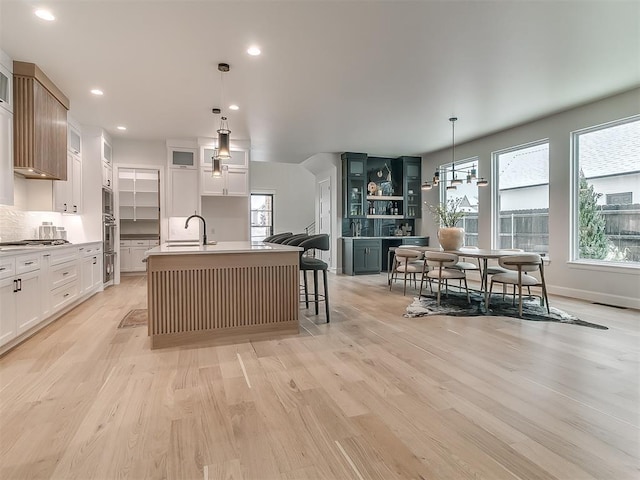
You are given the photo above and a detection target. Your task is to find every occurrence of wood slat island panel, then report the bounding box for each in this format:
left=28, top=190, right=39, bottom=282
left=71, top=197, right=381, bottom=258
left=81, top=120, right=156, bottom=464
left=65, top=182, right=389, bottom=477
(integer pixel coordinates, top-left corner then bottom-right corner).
left=146, top=243, right=300, bottom=349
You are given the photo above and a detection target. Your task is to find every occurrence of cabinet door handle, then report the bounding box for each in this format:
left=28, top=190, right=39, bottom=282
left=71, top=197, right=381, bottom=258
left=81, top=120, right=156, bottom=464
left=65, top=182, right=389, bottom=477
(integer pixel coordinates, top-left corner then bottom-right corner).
left=63, top=293, right=70, bottom=298
left=62, top=271, right=69, bottom=276
left=13, top=279, right=18, bottom=293
left=24, top=261, right=34, bottom=265
left=107, top=179, right=111, bottom=186
left=93, top=258, right=97, bottom=264
left=63, top=203, right=67, bottom=212
left=0, top=267, right=6, bottom=271
left=73, top=205, right=78, bottom=213
left=17, top=278, right=22, bottom=292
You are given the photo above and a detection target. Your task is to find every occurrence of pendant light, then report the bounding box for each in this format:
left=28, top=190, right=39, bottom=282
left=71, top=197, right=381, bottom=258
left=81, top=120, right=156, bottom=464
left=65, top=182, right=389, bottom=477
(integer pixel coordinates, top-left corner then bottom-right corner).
left=421, top=117, right=489, bottom=190
left=212, top=150, right=222, bottom=177
left=216, top=63, right=231, bottom=160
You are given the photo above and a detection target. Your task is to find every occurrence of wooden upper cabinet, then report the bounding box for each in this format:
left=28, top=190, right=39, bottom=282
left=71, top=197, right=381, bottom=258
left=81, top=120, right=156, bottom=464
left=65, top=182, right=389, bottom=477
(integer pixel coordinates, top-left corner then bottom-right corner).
left=13, top=61, right=69, bottom=180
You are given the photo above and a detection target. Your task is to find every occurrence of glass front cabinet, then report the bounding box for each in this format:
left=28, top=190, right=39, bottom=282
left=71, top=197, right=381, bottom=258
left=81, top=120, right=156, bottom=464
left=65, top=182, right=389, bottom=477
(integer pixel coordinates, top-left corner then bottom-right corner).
left=342, top=152, right=367, bottom=218
left=402, top=156, right=422, bottom=219
left=342, top=153, right=421, bottom=220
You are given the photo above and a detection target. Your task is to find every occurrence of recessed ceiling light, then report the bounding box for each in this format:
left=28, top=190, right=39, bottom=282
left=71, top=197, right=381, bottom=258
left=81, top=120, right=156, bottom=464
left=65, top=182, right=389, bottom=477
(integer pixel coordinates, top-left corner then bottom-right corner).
left=247, top=46, right=261, bottom=56
left=90, top=89, right=104, bottom=96
left=28, top=169, right=34, bottom=172
left=229, top=104, right=239, bottom=111
left=40, top=173, right=46, bottom=177
left=35, top=9, right=55, bottom=21
left=117, top=126, right=127, bottom=131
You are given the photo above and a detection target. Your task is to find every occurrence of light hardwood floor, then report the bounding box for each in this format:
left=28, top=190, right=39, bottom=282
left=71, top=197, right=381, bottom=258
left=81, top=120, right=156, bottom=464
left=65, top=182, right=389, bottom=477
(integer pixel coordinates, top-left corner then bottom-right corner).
left=0, top=273, right=638, bottom=480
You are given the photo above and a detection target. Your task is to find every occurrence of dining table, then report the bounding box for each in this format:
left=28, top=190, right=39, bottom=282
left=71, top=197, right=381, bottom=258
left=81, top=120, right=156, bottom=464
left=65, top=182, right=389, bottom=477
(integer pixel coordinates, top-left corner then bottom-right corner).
left=399, top=245, right=530, bottom=304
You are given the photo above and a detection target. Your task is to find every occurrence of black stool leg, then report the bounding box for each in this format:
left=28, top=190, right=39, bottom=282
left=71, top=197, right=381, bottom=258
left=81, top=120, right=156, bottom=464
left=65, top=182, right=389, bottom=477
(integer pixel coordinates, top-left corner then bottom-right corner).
left=313, top=270, right=319, bottom=314
left=322, top=269, right=330, bottom=323
left=303, top=270, right=309, bottom=308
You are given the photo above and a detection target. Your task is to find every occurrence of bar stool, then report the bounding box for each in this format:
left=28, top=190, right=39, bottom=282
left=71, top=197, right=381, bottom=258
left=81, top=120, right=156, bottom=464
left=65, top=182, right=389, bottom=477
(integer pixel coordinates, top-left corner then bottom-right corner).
left=299, top=234, right=330, bottom=322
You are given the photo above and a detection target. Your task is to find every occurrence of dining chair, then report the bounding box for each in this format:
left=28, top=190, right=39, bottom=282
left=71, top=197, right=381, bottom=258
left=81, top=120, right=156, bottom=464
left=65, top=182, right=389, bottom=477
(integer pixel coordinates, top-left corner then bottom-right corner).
left=389, top=248, right=423, bottom=295
left=484, top=248, right=527, bottom=294
left=487, top=253, right=550, bottom=317
left=421, top=252, right=470, bottom=306
left=449, top=245, right=482, bottom=282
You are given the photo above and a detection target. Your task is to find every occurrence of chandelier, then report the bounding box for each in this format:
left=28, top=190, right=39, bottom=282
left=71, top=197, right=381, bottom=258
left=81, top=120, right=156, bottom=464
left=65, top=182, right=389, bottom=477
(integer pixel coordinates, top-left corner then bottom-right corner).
left=422, top=117, right=488, bottom=190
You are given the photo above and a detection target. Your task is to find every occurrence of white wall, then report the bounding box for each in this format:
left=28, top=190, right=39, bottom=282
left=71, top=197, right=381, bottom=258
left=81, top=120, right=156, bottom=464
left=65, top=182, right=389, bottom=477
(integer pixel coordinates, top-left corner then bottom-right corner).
left=302, top=153, right=341, bottom=272
left=421, top=87, right=640, bottom=308
left=250, top=161, right=316, bottom=235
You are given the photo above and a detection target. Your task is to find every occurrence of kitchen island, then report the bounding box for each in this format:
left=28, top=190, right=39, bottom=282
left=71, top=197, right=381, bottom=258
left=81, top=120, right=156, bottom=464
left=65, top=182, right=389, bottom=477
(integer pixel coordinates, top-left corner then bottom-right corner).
left=145, top=241, right=301, bottom=349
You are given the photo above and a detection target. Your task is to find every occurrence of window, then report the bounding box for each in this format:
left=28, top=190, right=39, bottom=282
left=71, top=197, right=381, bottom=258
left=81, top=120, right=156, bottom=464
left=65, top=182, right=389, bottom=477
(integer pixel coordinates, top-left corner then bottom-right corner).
left=250, top=193, right=274, bottom=242
left=492, top=141, right=549, bottom=254
left=572, top=116, right=640, bottom=264
left=440, top=158, right=480, bottom=246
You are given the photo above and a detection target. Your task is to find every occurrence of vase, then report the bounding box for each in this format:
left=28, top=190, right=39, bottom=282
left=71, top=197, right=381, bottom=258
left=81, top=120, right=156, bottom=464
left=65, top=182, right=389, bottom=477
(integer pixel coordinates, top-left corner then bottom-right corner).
left=437, top=227, right=465, bottom=251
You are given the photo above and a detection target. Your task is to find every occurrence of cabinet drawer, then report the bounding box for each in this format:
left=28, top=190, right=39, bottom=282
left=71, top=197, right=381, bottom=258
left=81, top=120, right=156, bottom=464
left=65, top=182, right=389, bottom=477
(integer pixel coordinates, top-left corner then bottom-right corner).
left=120, top=240, right=132, bottom=247
left=0, top=257, right=16, bottom=280
left=50, top=247, right=79, bottom=266
left=50, top=280, right=78, bottom=312
left=50, top=260, right=79, bottom=290
left=80, top=243, right=103, bottom=257
left=15, top=253, right=40, bottom=274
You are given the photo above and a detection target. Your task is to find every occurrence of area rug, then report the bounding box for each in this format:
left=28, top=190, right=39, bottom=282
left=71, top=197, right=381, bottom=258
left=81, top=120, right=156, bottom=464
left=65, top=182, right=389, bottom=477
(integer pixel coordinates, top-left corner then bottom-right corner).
left=117, top=309, right=148, bottom=328
left=405, top=291, right=607, bottom=329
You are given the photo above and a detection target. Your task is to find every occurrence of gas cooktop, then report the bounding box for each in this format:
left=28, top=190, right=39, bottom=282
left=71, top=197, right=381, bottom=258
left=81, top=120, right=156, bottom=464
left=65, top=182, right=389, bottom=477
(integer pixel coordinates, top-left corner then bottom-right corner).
left=0, top=239, right=71, bottom=246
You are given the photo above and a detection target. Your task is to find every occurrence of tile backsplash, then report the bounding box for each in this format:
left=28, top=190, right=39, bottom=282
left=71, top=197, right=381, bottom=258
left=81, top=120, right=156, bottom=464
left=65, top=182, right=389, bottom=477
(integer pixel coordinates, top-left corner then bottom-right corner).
left=0, top=205, right=64, bottom=242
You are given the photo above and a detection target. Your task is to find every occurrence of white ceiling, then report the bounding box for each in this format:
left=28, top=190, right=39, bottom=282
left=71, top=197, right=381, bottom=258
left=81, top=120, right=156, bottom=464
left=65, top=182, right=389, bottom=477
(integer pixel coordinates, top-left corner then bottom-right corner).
left=2, top=1, right=639, bottom=164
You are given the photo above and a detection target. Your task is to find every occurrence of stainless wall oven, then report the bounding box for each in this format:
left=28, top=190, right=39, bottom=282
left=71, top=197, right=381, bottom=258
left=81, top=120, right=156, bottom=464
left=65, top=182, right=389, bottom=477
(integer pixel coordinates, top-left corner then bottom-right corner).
left=103, top=214, right=116, bottom=283
left=102, top=188, right=114, bottom=217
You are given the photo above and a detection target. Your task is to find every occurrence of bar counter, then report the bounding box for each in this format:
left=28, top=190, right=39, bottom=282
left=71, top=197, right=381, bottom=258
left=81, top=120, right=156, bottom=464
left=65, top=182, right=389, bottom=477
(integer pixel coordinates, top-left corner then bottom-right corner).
left=145, top=241, right=302, bottom=349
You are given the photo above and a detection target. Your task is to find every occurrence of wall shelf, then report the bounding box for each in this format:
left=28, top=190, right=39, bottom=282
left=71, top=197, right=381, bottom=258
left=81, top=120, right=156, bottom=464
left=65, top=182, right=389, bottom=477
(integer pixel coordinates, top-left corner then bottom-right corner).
left=366, top=215, right=404, bottom=219
left=367, top=195, right=403, bottom=201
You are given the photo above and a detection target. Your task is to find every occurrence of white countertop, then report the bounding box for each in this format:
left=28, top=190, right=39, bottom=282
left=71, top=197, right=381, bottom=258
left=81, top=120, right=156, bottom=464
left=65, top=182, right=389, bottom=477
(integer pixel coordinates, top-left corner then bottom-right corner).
left=147, top=241, right=303, bottom=256
left=0, top=241, right=102, bottom=257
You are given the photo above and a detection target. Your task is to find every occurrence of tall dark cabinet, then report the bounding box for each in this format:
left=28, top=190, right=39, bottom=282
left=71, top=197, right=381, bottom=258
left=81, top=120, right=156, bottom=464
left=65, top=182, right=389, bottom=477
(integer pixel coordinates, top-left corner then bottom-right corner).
left=342, top=152, right=367, bottom=219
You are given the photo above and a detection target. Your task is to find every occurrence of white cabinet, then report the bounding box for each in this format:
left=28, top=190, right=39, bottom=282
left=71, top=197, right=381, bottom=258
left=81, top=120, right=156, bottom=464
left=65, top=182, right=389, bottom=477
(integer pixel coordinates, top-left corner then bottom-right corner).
left=201, top=166, right=248, bottom=196
left=53, top=152, right=82, bottom=214
left=0, top=105, right=13, bottom=206
left=200, top=147, right=248, bottom=168
left=170, top=147, right=196, bottom=169
left=169, top=167, right=198, bottom=216
left=68, top=123, right=81, bottom=156
left=120, top=240, right=155, bottom=272
left=102, top=137, right=112, bottom=164
left=80, top=243, right=102, bottom=294
left=102, top=161, right=113, bottom=189
left=0, top=253, right=42, bottom=347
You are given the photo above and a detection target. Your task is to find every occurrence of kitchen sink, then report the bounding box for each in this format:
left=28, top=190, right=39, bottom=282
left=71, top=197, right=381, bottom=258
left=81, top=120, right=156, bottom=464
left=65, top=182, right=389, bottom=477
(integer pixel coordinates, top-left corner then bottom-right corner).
left=165, top=241, right=217, bottom=247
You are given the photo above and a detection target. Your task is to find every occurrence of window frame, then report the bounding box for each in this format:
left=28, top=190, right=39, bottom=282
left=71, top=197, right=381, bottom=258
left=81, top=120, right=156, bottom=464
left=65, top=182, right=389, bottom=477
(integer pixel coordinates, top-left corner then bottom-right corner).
left=570, top=114, right=640, bottom=268
left=250, top=192, right=275, bottom=242
left=439, top=156, right=481, bottom=246
left=491, top=139, right=550, bottom=253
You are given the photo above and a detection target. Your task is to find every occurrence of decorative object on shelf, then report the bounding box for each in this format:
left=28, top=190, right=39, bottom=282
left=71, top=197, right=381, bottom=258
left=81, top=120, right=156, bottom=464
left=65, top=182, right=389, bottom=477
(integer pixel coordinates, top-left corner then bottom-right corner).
left=421, top=117, right=489, bottom=190
left=213, top=63, right=231, bottom=162
left=376, top=163, right=392, bottom=182
left=367, top=182, right=377, bottom=195
left=430, top=198, right=466, bottom=250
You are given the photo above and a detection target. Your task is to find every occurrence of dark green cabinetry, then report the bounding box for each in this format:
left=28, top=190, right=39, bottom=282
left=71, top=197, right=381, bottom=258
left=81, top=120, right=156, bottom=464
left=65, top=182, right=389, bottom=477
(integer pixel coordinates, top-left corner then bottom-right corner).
left=402, top=156, right=422, bottom=219
left=342, top=153, right=421, bottom=219
left=342, top=153, right=367, bottom=218
left=343, top=238, right=382, bottom=275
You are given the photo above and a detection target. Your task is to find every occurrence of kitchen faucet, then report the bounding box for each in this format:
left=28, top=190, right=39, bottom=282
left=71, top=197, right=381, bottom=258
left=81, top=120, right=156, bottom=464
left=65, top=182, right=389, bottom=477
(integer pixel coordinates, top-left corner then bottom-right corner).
left=185, top=214, right=207, bottom=245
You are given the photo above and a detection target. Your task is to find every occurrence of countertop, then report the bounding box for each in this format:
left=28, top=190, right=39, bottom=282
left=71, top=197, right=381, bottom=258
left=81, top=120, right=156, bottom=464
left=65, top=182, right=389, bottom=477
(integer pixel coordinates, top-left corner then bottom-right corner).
left=0, top=240, right=102, bottom=256
left=146, top=241, right=303, bottom=256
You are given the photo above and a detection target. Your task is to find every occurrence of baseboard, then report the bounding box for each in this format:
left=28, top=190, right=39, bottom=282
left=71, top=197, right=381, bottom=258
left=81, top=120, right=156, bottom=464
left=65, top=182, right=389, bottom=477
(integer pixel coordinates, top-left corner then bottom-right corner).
left=548, top=284, right=640, bottom=310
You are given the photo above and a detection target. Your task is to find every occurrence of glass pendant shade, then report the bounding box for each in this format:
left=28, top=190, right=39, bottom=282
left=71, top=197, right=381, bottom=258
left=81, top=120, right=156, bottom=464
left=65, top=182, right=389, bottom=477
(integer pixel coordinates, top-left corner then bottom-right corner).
left=477, top=178, right=488, bottom=186
left=212, top=156, right=222, bottom=177
left=421, top=182, right=432, bottom=190
left=216, top=116, right=231, bottom=159
left=451, top=176, right=463, bottom=186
